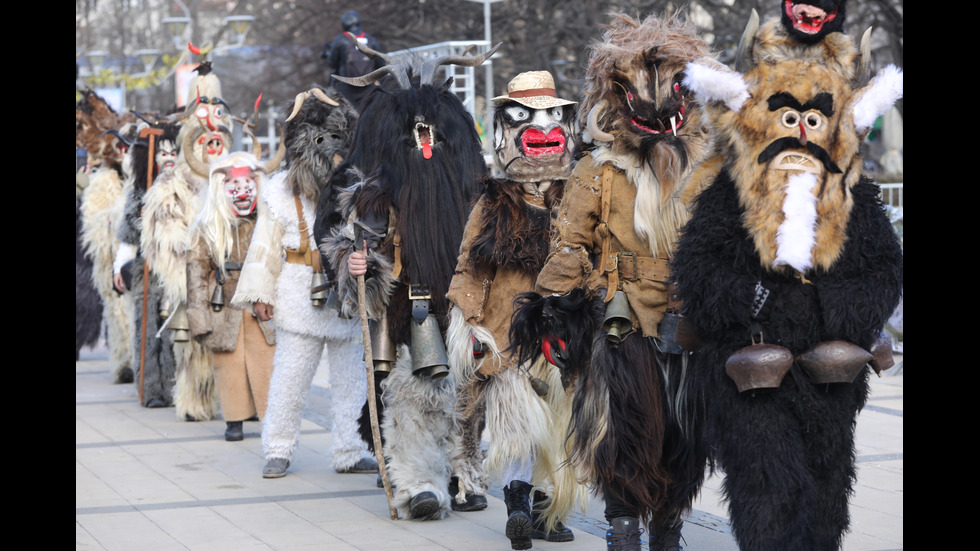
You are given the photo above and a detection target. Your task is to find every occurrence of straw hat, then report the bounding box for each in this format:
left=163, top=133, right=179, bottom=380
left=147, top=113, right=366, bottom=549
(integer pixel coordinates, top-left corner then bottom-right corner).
left=491, top=70, right=577, bottom=109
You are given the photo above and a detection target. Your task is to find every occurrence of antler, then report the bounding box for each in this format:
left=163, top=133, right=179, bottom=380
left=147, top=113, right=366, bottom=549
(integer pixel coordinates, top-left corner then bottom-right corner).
left=285, top=88, right=341, bottom=122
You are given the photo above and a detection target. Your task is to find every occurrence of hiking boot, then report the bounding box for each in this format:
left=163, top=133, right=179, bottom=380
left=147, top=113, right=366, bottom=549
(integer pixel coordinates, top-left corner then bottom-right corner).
left=449, top=476, right=488, bottom=512
left=409, top=491, right=441, bottom=519
left=224, top=421, right=244, bottom=442
left=336, top=456, right=379, bottom=473
left=262, top=457, right=290, bottom=478
left=650, top=519, right=684, bottom=551
left=606, top=517, right=643, bottom=551
left=503, top=480, right=533, bottom=550
left=530, top=490, right=573, bottom=542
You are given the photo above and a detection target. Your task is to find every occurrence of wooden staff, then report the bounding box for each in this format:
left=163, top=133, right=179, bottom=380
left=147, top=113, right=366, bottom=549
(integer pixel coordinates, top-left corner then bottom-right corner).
left=137, top=126, right=164, bottom=404
left=354, top=230, right=398, bottom=520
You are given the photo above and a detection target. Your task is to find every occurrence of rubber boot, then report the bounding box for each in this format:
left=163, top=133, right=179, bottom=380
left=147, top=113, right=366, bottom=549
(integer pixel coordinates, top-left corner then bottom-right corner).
left=503, top=480, right=533, bottom=550
left=530, top=490, right=573, bottom=542
left=650, top=519, right=684, bottom=551
left=605, top=517, right=643, bottom=551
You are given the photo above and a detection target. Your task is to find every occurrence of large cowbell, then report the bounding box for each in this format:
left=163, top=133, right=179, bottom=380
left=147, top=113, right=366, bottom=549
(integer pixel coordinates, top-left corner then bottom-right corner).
left=602, top=290, right=633, bottom=346
left=410, top=314, right=450, bottom=380
left=369, top=311, right=396, bottom=378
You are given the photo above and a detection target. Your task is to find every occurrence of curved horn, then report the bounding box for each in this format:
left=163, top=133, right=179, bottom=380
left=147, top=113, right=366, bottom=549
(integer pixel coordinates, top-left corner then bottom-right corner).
left=237, top=116, right=262, bottom=158
left=310, top=87, right=340, bottom=107
left=420, top=42, right=502, bottom=86
left=855, top=26, right=874, bottom=87
left=285, top=91, right=312, bottom=122
left=182, top=127, right=211, bottom=178
left=734, top=9, right=760, bottom=73
left=345, top=32, right=397, bottom=66
left=102, top=129, right=133, bottom=148
left=587, top=100, right=614, bottom=143
left=333, top=64, right=409, bottom=90
left=263, top=123, right=287, bottom=174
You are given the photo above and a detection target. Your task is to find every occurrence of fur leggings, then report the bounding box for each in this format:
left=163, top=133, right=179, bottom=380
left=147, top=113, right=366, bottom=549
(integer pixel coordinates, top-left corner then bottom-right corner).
left=261, top=327, right=369, bottom=470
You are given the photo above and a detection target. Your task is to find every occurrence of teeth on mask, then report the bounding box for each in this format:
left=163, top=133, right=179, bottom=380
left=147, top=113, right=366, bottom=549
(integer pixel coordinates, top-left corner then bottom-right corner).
left=670, top=116, right=677, bottom=135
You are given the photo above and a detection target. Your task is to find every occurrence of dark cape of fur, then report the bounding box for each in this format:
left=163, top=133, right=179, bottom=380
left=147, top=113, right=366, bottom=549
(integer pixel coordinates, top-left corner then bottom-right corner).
left=468, top=176, right=562, bottom=276
left=669, top=171, right=902, bottom=550
left=316, top=72, right=486, bottom=343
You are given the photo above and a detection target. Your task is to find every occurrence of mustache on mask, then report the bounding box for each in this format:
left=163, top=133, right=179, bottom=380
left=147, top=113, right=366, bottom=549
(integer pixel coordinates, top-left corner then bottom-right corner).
left=757, top=137, right=841, bottom=174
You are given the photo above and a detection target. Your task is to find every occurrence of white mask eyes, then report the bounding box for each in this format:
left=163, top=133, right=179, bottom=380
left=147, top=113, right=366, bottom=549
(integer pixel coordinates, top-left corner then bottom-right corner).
left=780, top=109, right=823, bottom=131
left=505, top=105, right=530, bottom=121
left=547, top=106, right=563, bottom=121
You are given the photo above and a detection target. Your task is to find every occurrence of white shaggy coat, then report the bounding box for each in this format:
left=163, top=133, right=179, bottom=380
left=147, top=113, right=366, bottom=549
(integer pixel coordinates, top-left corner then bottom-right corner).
left=233, top=171, right=369, bottom=469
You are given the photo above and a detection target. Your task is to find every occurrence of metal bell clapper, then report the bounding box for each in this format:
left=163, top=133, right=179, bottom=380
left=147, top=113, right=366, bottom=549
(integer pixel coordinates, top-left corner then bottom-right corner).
left=170, top=304, right=191, bottom=343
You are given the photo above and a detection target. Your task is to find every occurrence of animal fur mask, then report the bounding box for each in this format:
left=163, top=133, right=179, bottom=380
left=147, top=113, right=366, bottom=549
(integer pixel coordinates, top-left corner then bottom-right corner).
left=780, top=0, right=847, bottom=44
left=684, top=48, right=902, bottom=273
left=581, top=12, right=712, bottom=172
left=280, top=85, right=358, bottom=202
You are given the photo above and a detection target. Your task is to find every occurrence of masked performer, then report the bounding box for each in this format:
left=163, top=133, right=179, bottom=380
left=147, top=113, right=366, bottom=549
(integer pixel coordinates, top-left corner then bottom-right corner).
left=77, top=90, right=136, bottom=383
left=318, top=43, right=498, bottom=520
left=672, top=10, right=903, bottom=551
left=446, top=71, right=586, bottom=549
left=186, top=144, right=282, bottom=441
left=232, top=86, right=376, bottom=476
left=114, top=119, right=181, bottom=407
left=507, top=13, right=715, bottom=551
left=143, top=45, right=232, bottom=421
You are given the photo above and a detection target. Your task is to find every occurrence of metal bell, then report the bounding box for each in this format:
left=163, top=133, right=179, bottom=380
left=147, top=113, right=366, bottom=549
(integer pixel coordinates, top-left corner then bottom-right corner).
left=796, top=340, right=873, bottom=384
left=210, top=283, right=225, bottom=312
left=369, top=315, right=396, bottom=377
left=170, top=304, right=190, bottom=343
left=601, top=290, right=633, bottom=346
left=410, top=314, right=450, bottom=380
left=310, top=271, right=328, bottom=307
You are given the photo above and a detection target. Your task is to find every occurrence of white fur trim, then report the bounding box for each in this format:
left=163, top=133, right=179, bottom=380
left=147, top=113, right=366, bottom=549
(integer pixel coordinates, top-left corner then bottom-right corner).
left=684, top=59, right=749, bottom=112
left=852, top=65, right=903, bottom=133
left=774, top=172, right=818, bottom=272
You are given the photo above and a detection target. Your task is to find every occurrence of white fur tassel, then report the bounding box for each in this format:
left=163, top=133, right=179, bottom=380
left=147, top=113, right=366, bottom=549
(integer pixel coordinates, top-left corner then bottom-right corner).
left=684, top=59, right=750, bottom=112
left=774, top=172, right=818, bottom=272
left=852, top=64, right=903, bottom=133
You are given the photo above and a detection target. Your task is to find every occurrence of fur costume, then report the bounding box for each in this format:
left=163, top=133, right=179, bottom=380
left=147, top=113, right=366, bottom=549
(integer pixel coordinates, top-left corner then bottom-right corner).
left=446, top=70, right=588, bottom=546
left=673, top=12, right=903, bottom=550
left=231, top=86, right=373, bottom=471
left=317, top=43, right=497, bottom=520
left=508, top=13, right=714, bottom=540
left=76, top=174, right=102, bottom=360
left=117, top=121, right=180, bottom=406
left=77, top=90, right=136, bottom=382
left=143, top=58, right=234, bottom=421
left=186, top=151, right=277, bottom=424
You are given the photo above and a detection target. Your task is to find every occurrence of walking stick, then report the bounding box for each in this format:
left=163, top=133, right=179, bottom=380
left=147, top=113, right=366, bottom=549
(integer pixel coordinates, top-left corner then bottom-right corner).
left=354, top=230, right=398, bottom=520
left=137, top=126, right=164, bottom=404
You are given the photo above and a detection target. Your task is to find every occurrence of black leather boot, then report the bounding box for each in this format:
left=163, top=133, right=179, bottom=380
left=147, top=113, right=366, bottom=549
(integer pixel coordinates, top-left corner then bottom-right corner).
left=503, top=480, right=533, bottom=550
left=225, top=421, right=244, bottom=441
left=605, top=517, right=643, bottom=551
left=449, top=475, right=488, bottom=511
left=530, top=490, right=573, bottom=542
left=650, top=519, right=684, bottom=551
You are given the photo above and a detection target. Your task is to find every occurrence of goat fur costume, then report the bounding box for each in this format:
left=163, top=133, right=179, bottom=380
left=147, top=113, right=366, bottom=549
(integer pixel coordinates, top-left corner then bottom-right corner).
left=445, top=71, right=589, bottom=537
left=671, top=8, right=903, bottom=549
left=316, top=43, right=496, bottom=520
left=116, top=121, right=180, bottom=406
left=508, top=12, right=714, bottom=531
left=77, top=90, right=136, bottom=383
left=142, top=63, right=233, bottom=421
left=231, top=86, right=374, bottom=471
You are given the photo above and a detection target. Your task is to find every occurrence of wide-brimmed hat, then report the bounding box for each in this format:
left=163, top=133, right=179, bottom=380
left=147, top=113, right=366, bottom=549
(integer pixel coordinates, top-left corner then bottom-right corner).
left=491, top=71, right=577, bottom=109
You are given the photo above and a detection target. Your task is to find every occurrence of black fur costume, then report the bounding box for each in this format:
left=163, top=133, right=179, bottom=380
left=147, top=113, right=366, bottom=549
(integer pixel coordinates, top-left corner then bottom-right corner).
left=118, top=122, right=180, bottom=407
left=316, top=45, right=495, bottom=520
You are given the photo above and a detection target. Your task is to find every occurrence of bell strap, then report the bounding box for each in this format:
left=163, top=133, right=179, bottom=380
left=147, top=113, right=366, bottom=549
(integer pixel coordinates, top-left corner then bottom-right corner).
left=599, top=164, right=616, bottom=302
left=284, top=192, right=322, bottom=273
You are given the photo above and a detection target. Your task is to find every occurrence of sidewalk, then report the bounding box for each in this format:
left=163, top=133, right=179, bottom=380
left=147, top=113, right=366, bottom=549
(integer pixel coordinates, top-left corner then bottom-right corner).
left=76, top=346, right=902, bottom=550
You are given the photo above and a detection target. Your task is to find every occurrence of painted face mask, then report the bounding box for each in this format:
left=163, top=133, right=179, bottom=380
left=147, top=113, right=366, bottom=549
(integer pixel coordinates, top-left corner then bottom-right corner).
left=155, top=139, right=177, bottom=173
left=223, top=166, right=257, bottom=216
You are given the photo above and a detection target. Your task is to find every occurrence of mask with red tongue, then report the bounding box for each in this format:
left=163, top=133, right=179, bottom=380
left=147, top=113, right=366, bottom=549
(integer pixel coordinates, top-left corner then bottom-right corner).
left=415, top=121, right=434, bottom=160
